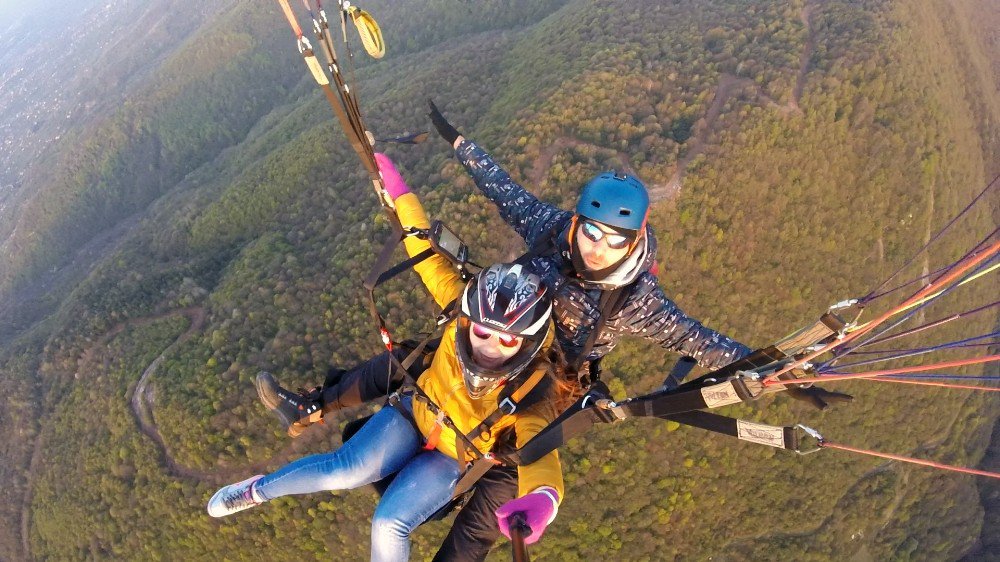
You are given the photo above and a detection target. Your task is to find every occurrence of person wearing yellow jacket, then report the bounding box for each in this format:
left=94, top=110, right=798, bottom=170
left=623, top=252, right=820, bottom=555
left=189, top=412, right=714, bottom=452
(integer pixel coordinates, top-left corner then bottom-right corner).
left=207, top=154, right=573, bottom=561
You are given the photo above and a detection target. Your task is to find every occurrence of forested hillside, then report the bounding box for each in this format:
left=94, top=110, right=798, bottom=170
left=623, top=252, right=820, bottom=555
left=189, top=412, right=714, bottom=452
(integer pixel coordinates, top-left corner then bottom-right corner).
left=0, top=0, right=997, bottom=560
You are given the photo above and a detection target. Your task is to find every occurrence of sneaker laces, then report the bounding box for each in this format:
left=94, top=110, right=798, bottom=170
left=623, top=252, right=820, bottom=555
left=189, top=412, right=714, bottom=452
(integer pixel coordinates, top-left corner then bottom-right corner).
left=222, top=484, right=259, bottom=511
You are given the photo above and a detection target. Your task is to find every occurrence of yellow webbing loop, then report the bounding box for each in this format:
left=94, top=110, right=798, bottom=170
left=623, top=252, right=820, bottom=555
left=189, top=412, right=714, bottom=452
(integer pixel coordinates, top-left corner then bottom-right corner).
left=303, top=50, right=330, bottom=85
left=347, top=5, right=385, bottom=59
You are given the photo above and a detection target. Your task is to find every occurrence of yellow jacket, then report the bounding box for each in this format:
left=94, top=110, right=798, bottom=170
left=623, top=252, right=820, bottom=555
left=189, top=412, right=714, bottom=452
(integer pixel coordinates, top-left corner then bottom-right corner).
left=394, top=192, right=564, bottom=501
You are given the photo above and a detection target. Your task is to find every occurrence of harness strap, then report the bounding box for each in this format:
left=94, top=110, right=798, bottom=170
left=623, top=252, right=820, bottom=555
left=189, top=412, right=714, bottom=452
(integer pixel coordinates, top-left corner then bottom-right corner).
left=453, top=455, right=502, bottom=497
left=401, top=359, right=549, bottom=497
left=504, top=381, right=617, bottom=466
left=404, top=389, right=485, bottom=462
left=363, top=226, right=427, bottom=292
left=373, top=247, right=436, bottom=288
left=663, top=411, right=800, bottom=451
left=463, top=369, right=548, bottom=445
left=509, top=365, right=800, bottom=465
left=570, top=285, right=629, bottom=375
left=456, top=369, right=545, bottom=463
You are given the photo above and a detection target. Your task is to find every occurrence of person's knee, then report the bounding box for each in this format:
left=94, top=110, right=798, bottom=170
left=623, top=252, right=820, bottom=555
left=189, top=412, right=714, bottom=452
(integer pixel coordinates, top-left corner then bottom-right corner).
left=306, top=447, right=370, bottom=490
left=371, top=511, right=410, bottom=542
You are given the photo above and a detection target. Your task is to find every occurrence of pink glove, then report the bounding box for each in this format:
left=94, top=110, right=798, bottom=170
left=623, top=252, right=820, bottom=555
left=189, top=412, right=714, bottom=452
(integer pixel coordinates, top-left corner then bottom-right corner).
left=495, top=487, right=559, bottom=545
left=374, top=153, right=411, bottom=200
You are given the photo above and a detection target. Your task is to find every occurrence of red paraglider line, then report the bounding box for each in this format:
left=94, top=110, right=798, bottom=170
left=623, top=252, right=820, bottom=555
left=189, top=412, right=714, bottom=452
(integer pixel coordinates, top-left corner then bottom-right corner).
left=276, top=0, right=304, bottom=38
left=820, top=441, right=1000, bottom=479
left=864, top=378, right=1000, bottom=392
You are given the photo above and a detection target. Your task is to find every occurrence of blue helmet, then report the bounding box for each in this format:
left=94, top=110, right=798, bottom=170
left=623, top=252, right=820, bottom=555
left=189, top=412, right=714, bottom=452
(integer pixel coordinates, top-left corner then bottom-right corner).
left=575, top=172, right=649, bottom=231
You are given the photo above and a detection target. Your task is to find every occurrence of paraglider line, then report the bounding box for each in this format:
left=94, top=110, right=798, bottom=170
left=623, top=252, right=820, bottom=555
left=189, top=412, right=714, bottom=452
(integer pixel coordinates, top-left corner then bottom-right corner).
left=820, top=441, right=1000, bottom=479
left=823, top=331, right=1000, bottom=371
left=865, top=226, right=1000, bottom=303
left=766, top=354, right=1000, bottom=385
left=864, top=174, right=999, bottom=301
left=823, top=255, right=999, bottom=367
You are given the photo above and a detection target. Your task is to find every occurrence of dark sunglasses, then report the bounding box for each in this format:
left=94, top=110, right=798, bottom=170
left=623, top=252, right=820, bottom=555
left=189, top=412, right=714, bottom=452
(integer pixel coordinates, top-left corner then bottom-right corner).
left=471, top=323, right=521, bottom=348
left=580, top=220, right=634, bottom=250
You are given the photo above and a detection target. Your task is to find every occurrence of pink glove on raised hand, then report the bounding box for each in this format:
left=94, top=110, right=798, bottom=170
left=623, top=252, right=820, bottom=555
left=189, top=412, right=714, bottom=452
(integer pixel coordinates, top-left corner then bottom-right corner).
left=495, top=487, right=559, bottom=545
left=374, top=153, right=411, bottom=200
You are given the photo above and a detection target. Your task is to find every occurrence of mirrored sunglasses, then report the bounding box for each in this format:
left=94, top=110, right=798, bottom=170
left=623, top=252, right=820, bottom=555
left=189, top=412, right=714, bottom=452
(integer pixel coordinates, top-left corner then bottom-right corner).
left=580, top=220, right=634, bottom=250
left=471, top=323, right=521, bottom=348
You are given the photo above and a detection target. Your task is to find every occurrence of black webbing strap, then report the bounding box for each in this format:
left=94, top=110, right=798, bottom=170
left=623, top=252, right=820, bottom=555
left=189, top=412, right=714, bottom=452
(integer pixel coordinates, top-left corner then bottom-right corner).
left=698, top=310, right=850, bottom=381
left=502, top=381, right=617, bottom=466
left=663, top=411, right=799, bottom=450
left=662, top=356, right=696, bottom=390
left=615, top=376, right=757, bottom=418
left=363, top=226, right=432, bottom=293
left=364, top=225, right=405, bottom=342
left=570, top=286, right=630, bottom=374
left=693, top=346, right=789, bottom=381
left=509, top=373, right=786, bottom=465
left=452, top=456, right=501, bottom=497
left=449, top=369, right=550, bottom=497
left=463, top=369, right=548, bottom=446
left=373, top=248, right=436, bottom=288
left=509, top=387, right=801, bottom=465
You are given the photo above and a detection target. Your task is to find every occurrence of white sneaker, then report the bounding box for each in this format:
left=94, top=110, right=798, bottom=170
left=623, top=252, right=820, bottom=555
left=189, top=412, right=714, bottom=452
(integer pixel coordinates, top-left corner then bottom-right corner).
left=207, top=475, right=264, bottom=517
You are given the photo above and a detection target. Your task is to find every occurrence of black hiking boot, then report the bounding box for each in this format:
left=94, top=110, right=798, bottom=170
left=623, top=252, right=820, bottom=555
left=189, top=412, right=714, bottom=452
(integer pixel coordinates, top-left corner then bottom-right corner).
left=255, top=371, right=323, bottom=438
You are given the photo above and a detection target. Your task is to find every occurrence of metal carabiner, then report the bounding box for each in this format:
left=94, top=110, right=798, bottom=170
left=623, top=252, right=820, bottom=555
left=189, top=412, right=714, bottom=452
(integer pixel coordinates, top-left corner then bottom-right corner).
left=794, top=424, right=826, bottom=455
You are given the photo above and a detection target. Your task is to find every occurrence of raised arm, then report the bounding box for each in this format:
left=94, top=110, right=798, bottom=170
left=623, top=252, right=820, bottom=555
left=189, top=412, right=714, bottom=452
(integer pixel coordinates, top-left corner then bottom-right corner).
left=376, top=153, right=466, bottom=308
left=429, top=101, right=570, bottom=247
left=455, top=139, right=571, bottom=246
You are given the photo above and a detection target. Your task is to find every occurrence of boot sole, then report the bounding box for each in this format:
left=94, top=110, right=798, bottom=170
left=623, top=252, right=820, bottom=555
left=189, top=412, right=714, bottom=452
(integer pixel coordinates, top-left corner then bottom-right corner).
left=254, top=372, right=283, bottom=411
left=254, top=372, right=295, bottom=429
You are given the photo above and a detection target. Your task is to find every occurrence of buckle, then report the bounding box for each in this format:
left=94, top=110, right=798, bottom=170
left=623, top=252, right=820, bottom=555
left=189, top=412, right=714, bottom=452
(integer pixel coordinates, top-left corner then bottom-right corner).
left=499, top=397, right=517, bottom=415
left=593, top=398, right=627, bottom=423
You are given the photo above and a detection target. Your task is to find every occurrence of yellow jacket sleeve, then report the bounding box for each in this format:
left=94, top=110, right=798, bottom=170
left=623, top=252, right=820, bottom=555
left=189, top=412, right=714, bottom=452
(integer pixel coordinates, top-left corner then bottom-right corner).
left=513, top=400, right=564, bottom=502
left=394, top=192, right=466, bottom=308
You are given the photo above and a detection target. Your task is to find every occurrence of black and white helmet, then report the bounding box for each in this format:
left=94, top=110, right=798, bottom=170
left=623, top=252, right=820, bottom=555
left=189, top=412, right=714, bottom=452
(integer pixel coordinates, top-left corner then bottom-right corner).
left=456, top=263, right=552, bottom=399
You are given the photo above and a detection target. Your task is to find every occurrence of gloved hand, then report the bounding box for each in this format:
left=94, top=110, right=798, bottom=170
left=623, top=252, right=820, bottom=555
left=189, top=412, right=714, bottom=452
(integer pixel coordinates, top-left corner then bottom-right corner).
left=495, top=487, right=559, bottom=545
left=785, top=385, right=854, bottom=410
left=428, top=99, right=462, bottom=146
left=374, top=153, right=410, bottom=200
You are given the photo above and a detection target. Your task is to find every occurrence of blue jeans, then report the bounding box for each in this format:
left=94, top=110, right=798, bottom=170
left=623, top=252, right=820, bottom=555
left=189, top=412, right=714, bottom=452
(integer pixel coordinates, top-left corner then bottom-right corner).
left=254, top=397, right=461, bottom=562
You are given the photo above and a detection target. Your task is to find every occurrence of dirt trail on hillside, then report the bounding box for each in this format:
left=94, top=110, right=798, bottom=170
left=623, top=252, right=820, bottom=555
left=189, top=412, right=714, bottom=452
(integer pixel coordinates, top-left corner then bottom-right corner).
left=125, top=306, right=310, bottom=485
left=528, top=137, right=634, bottom=188
left=19, top=306, right=203, bottom=561
left=522, top=2, right=817, bottom=206
left=792, top=3, right=816, bottom=109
